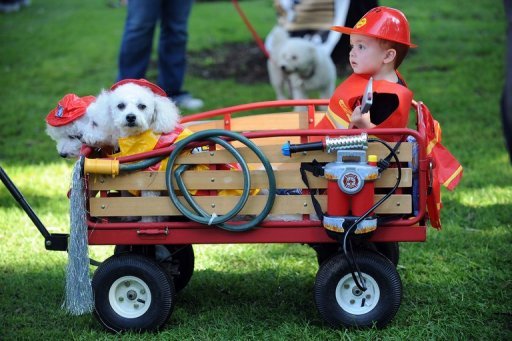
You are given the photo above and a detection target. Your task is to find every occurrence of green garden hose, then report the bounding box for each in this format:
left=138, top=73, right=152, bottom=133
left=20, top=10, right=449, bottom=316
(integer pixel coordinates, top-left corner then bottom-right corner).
left=172, top=136, right=251, bottom=226
left=165, top=129, right=276, bottom=232
left=119, top=156, right=166, bottom=172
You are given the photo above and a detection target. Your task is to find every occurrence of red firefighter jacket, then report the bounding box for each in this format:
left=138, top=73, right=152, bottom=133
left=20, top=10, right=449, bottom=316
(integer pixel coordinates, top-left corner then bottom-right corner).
left=418, top=102, right=463, bottom=229
left=316, top=73, right=413, bottom=141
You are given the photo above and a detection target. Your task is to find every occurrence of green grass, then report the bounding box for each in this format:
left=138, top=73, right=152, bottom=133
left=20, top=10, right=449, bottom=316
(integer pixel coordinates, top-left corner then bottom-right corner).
left=1, top=0, right=511, bottom=339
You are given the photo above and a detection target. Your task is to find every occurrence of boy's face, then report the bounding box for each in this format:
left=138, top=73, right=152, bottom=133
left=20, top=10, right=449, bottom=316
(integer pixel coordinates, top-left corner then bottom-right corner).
left=349, top=34, right=389, bottom=75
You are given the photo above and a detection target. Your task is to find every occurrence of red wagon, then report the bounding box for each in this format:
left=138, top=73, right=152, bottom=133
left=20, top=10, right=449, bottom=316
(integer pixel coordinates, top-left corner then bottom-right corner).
left=1, top=99, right=438, bottom=332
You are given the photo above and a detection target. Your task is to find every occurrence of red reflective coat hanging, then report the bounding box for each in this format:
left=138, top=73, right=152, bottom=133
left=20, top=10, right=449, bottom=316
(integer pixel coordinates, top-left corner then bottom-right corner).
left=417, top=102, right=463, bottom=229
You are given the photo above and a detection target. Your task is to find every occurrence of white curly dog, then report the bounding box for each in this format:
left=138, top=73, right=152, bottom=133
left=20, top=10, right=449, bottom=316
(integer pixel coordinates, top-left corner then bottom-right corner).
left=266, top=26, right=336, bottom=110
left=46, top=80, right=180, bottom=159
left=82, top=79, right=180, bottom=149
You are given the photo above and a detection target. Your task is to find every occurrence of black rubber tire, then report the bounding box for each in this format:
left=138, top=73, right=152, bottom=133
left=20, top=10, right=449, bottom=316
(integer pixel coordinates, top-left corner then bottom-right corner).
left=310, top=243, right=340, bottom=265
left=160, top=244, right=194, bottom=292
left=314, top=250, right=402, bottom=329
left=92, top=253, right=175, bottom=332
left=373, top=242, right=399, bottom=267
left=114, top=244, right=194, bottom=292
left=311, top=242, right=399, bottom=267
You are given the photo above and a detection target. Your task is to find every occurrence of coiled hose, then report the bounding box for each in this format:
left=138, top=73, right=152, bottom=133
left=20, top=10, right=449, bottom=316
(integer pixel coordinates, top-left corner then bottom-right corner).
left=119, top=156, right=166, bottom=172
left=165, top=129, right=277, bottom=232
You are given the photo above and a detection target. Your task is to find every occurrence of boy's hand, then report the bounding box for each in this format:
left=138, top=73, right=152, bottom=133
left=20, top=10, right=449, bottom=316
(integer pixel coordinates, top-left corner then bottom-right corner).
left=350, top=105, right=376, bottom=129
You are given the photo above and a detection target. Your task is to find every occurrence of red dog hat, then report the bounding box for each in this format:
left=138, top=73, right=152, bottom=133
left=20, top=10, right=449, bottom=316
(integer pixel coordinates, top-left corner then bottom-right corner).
left=110, top=79, right=167, bottom=97
left=46, top=94, right=96, bottom=127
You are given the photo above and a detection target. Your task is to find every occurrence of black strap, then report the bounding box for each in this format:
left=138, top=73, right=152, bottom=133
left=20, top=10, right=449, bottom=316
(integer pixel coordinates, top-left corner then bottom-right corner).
left=374, top=137, right=405, bottom=224
left=378, top=139, right=403, bottom=173
left=300, top=160, right=325, bottom=220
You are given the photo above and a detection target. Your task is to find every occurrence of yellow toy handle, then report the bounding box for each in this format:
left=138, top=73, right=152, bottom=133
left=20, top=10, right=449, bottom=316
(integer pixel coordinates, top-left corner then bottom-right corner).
left=83, top=158, right=119, bottom=176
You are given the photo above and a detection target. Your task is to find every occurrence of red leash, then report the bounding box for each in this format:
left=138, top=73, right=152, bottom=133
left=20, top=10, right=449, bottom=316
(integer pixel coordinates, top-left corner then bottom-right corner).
left=232, top=0, right=270, bottom=59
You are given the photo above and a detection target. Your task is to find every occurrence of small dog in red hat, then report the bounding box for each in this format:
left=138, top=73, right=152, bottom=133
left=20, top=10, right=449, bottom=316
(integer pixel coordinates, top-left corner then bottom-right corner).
left=81, top=79, right=180, bottom=149
left=45, top=94, right=96, bottom=158
left=80, top=79, right=182, bottom=223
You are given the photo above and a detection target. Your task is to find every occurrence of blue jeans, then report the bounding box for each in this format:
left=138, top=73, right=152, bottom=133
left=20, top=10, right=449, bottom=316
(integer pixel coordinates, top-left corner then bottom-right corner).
left=117, top=0, right=193, bottom=97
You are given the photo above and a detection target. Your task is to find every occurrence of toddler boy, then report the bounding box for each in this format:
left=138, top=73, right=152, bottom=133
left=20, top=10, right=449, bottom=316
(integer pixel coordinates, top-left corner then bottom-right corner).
left=316, top=6, right=417, bottom=137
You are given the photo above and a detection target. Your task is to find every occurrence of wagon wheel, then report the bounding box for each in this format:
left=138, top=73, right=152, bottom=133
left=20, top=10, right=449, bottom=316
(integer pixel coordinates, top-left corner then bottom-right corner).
left=114, top=244, right=194, bottom=292
left=314, top=250, right=402, bottom=329
left=372, top=242, right=399, bottom=266
left=309, top=243, right=340, bottom=265
left=92, top=253, right=176, bottom=332
left=311, top=242, right=399, bottom=267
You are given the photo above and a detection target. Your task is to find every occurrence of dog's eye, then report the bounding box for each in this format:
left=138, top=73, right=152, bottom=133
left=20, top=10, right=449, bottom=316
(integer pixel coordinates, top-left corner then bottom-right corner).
left=92, top=121, right=98, bottom=127
left=291, top=55, right=297, bottom=61
left=117, top=103, right=126, bottom=110
left=137, top=104, right=146, bottom=110
left=68, top=134, right=83, bottom=140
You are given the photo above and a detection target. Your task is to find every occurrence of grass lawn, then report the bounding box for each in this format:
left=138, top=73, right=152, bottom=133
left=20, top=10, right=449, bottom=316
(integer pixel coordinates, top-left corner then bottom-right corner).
left=1, top=0, right=511, bottom=339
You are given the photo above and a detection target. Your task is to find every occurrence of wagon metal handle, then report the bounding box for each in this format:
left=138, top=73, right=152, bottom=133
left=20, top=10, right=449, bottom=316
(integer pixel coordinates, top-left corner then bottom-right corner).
left=137, top=228, right=169, bottom=236
left=427, top=159, right=434, bottom=195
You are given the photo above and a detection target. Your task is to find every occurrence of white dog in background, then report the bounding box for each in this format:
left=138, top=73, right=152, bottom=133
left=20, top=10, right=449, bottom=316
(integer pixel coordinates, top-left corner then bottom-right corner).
left=266, top=26, right=336, bottom=109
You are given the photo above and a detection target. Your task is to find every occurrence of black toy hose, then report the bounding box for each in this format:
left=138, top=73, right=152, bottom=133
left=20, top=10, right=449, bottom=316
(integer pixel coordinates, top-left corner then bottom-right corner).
left=343, top=137, right=403, bottom=291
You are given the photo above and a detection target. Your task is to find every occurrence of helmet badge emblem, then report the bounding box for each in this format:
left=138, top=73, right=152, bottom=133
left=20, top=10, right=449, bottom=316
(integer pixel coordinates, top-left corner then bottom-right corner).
left=355, top=18, right=367, bottom=29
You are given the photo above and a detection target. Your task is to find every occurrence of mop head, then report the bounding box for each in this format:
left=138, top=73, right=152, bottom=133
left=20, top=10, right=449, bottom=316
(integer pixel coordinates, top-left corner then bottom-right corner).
left=62, top=156, right=94, bottom=315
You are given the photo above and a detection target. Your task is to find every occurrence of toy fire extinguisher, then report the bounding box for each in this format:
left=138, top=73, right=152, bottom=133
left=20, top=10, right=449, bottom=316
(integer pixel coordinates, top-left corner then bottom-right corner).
left=282, top=133, right=380, bottom=235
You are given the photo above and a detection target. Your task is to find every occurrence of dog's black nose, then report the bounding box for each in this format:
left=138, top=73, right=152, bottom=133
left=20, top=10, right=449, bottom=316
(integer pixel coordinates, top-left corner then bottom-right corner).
left=59, top=152, right=68, bottom=158
left=126, top=114, right=136, bottom=123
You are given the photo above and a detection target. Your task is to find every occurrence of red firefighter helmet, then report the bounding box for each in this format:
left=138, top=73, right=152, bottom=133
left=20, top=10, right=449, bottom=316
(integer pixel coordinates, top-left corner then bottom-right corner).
left=331, top=6, right=417, bottom=48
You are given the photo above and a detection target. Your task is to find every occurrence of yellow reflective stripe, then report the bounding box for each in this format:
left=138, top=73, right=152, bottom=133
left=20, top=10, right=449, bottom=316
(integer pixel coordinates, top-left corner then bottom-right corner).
left=427, top=121, right=442, bottom=155
left=176, top=127, right=194, bottom=141
left=338, top=99, right=352, bottom=116
left=158, top=128, right=193, bottom=171
left=443, top=165, right=463, bottom=188
left=426, top=138, right=438, bottom=155
left=326, top=107, right=349, bottom=129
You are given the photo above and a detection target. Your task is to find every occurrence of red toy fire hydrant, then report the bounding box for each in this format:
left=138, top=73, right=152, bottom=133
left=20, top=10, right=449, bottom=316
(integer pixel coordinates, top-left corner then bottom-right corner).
left=323, top=148, right=379, bottom=234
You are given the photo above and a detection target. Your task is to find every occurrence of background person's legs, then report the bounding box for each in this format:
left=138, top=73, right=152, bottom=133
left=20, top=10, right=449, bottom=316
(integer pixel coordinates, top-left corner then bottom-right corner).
left=117, top=0, right=160, bottom=81
left=159, top=0, right=203, bottom=110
